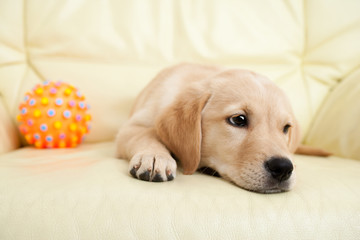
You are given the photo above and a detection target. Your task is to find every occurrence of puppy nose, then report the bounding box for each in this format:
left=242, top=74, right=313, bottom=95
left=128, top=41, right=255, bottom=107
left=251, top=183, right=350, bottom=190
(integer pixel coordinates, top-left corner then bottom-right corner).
left=265, top=157, right=293, bottom=182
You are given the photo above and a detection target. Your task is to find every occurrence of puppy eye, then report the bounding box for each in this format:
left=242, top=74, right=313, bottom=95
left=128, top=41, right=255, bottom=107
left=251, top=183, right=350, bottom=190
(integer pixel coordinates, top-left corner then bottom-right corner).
left=283, top=124, right=291, bottom=134
left=227, top=114, right=248, bottom=128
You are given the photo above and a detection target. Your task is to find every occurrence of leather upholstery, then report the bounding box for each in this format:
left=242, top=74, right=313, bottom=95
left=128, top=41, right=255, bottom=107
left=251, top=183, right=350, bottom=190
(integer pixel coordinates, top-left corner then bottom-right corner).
left=0, top=142, right=359, bottom=239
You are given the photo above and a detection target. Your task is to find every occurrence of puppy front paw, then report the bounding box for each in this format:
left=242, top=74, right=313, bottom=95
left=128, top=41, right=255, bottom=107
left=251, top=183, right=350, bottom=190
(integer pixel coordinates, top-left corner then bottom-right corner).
left=129, top=153, right=177, bottom=182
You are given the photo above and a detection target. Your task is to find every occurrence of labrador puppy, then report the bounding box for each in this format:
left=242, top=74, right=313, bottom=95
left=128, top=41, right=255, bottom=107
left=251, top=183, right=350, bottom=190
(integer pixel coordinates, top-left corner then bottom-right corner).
left=116, top=63, right=324, bottom=193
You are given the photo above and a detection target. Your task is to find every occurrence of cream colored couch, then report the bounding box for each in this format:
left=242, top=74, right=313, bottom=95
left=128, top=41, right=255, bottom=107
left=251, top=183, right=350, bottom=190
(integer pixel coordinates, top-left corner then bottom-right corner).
left=1, top=1, right=360, bottom=239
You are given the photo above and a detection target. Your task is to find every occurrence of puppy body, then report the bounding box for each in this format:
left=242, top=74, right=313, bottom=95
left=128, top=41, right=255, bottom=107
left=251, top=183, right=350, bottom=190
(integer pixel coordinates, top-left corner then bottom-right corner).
left=116, top=63, right=301, bottom=193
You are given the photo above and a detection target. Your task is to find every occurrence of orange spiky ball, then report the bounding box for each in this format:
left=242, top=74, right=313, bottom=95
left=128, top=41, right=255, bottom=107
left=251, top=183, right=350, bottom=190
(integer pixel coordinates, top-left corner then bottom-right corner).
left=17, top=81, right=92, bottom=148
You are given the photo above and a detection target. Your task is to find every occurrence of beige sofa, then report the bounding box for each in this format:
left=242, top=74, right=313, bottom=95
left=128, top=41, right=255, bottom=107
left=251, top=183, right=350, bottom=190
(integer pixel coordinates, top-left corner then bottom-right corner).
left=1, top=1, right=360, bottom=239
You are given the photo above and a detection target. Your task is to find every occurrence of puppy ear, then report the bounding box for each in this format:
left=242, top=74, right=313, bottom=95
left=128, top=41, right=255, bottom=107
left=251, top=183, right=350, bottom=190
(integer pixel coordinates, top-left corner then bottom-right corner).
left=156, top=89, right=211, bottom=175
left=289, top=118, right=301, bottom=153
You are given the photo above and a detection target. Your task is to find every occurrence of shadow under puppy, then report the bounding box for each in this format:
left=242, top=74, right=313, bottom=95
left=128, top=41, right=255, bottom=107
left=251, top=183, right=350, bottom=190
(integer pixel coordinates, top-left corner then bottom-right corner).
left=116, top=63, right=329, bottom=193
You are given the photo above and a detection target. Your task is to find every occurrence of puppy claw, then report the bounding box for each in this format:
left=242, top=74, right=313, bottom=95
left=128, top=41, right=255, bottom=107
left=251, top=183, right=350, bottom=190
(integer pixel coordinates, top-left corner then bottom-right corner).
left=139, top=171, right=151, bottom=181
left=152, top=174, right=164, bottom=182
left=130, top=167, right=138, bottom=178
left=167, top=174, right=174, bottom=181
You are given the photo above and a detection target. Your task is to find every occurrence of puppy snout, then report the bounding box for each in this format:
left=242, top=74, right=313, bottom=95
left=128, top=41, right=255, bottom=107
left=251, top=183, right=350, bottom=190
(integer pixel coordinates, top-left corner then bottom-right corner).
left=265, top=157, right=293, bottom=182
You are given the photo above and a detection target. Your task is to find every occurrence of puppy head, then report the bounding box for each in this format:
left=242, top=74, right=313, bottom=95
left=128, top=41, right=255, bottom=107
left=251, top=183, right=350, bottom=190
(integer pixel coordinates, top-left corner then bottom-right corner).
left=156, top=69, right=300, bottom=193
left=201, top=70, right=301, bottom=193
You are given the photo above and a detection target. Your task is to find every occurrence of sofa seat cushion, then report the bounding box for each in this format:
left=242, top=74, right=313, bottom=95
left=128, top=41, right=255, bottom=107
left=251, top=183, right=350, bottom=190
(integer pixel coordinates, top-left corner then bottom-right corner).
left=0, top=142, right=359, bottom=239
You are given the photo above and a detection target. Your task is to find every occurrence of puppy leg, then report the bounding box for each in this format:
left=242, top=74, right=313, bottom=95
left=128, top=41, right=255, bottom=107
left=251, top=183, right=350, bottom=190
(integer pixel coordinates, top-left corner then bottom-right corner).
left=116, top=125, right=177, bottom=182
